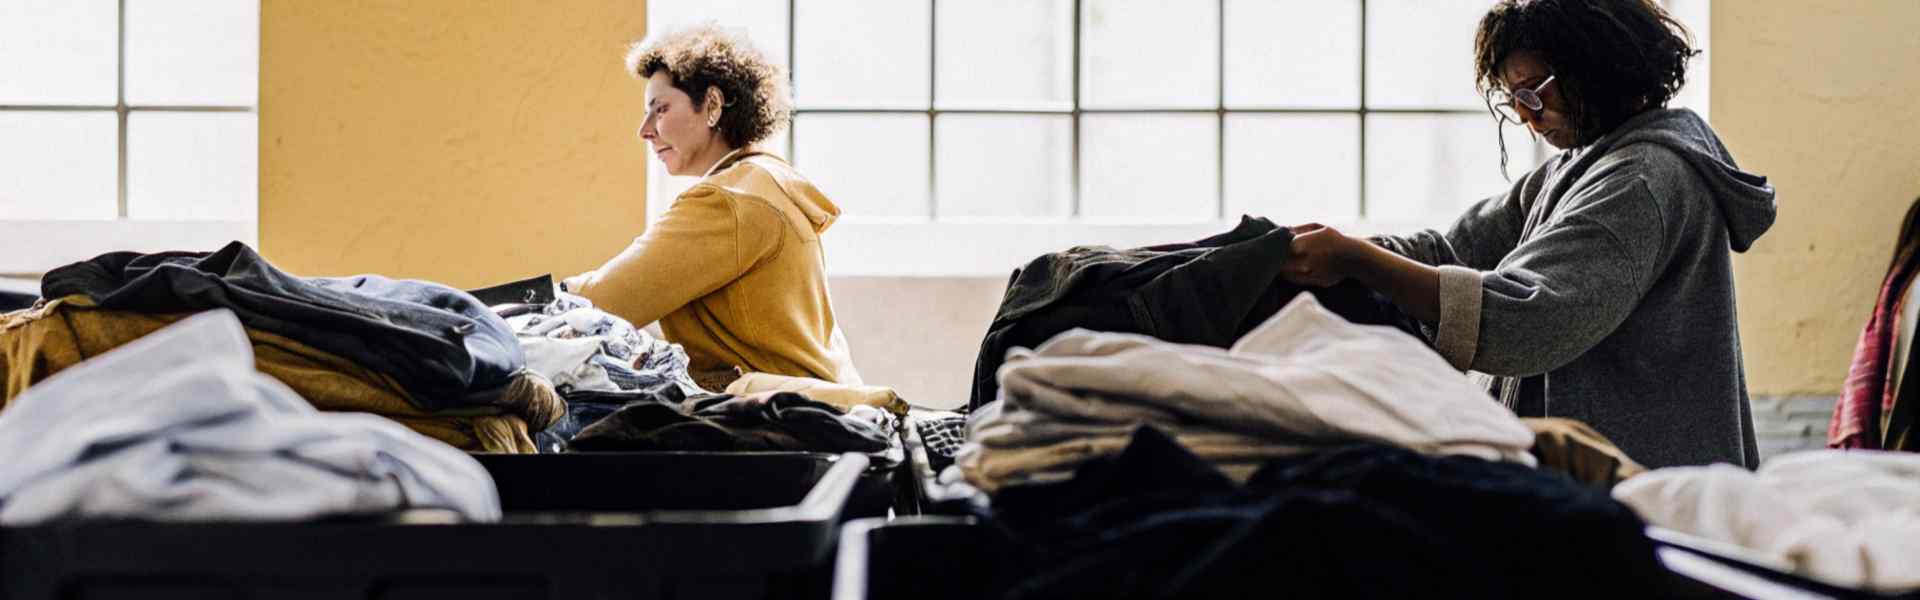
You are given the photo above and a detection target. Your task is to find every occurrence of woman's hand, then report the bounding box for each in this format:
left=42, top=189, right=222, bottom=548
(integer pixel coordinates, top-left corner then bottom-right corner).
left=1279, top=223, right=1443, bottom=324
left=1279, top=223, right=1371, bottom=287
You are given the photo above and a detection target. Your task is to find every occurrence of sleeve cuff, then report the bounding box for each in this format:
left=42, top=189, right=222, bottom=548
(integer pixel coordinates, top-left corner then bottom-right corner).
left=1434, top=265, right=1483, bottom=371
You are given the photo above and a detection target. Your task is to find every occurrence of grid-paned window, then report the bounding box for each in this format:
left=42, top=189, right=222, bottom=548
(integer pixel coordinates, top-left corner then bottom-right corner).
left=649, top=0, right=1708, bottom=276
left=0, top=0, right=258, bottom=274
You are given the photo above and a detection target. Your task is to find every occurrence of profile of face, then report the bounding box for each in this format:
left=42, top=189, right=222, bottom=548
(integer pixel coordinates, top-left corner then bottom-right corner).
left=1496, top=50, right=1578, bottom=149
left=641, top=71, right=730, bottom=177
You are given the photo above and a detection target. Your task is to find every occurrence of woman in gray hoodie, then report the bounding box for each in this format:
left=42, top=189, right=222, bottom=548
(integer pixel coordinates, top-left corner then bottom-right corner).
left=1280, top=0, right=1776, bottom=469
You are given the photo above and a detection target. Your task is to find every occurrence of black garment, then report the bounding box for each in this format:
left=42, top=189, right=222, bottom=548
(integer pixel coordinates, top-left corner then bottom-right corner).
left=985, top=428, right=1667, bottom=599
left=1884, top=196, right=1920, bottom=452
left=0, top=292, right=34, bottom=312
left=1892, top=334, right=1920, bottom=451
left=0, top=277, right=35, bottom=311
left=41, top=242, right=524, bottom=411
left=569, top=392, right=892, bottom=454
left=969, top=216, right=1416, bottom=411
left=535, top=383, right=688, bottom=453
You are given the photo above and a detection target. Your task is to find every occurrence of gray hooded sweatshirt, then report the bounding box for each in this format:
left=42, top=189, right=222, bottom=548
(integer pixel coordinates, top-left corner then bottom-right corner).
left=1377, top=108, right=1776, bottom=469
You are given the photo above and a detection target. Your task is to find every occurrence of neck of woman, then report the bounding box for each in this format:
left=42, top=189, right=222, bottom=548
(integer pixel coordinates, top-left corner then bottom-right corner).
left=692, top=145, right=745, bottom=179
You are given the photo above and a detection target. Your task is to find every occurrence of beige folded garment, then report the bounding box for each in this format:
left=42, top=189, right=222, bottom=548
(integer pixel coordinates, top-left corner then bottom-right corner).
left=1, top=299, right=555, bottom=453
left=956, top=428, right=1309, bottom=493
left=1524, top=417, right=1645, bottom=488
left=726, top=372, right=908, bottom=416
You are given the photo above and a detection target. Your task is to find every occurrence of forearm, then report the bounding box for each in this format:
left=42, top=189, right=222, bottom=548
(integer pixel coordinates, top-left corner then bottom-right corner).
left=1347, top=242, right=1442, bottom=325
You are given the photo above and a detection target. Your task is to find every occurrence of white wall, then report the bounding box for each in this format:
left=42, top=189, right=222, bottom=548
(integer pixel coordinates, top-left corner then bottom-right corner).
left=830, top=276, right=1006, bottom=410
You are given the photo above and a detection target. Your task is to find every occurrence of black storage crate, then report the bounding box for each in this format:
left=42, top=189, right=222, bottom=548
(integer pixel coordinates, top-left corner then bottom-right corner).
left=1, top=451, right=867, bottom=600
left=831, top=517, right=1916, bottom=600
left=832, top=516, right=1014, bottom=600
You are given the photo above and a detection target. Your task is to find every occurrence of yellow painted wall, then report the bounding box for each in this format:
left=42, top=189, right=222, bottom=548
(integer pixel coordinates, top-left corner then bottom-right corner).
left=260, top=0, right=649, bottom=289
left=1715, top=1, right=1920, bottom=394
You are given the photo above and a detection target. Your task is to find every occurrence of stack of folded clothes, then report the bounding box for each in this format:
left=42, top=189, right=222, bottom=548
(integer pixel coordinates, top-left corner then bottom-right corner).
left=571, top=390, right=896, bottom=457
left=960, top=294, right=1536, bottom=492
left=1, top=243, right=561, bottom=452
left=0, top=310, right=501, bottom=523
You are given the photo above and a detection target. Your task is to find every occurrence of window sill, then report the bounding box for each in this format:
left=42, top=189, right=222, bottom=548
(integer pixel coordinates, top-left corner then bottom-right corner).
left=0, top=220, right=256, bottom=274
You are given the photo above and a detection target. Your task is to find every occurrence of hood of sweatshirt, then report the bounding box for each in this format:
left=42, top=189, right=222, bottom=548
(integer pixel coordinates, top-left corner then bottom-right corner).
left=712, top=150, right=841, bottom=235
left=1583, top=108, right=1777, bottom=252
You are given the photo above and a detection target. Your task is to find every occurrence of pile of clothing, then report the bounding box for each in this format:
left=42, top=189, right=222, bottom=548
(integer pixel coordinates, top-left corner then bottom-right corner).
left=527, top=378, right=899, bottom=465
left=1, top=243, right=561, bottom=452
left=725, top=371, right=909, bottom=415
left=975, top=427, right=1667, bottom=598
left=1615, top=450, right=1920, bottom=592
left=502, top=292, right=702, bottom=398
left=493, top=291, right=701, bottom=452
left=571, top=390, right=897, bottom=456
left=939, top=224, right=1682, bottom=595
left=0, top=310, right=499, bottom=523
left=496, top=291, right=905, bottom=462
left=969, top=216, right=1414, bottom=412
left=960, top=294, right=1537, bottom=492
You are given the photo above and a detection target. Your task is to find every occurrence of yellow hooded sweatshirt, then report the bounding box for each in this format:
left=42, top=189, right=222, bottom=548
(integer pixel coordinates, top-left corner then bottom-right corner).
left=569, top=150, right=861, bottom=385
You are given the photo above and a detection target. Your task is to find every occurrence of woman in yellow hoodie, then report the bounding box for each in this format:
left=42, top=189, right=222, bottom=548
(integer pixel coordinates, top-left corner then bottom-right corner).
left=563, top=26, right=860, bottom=388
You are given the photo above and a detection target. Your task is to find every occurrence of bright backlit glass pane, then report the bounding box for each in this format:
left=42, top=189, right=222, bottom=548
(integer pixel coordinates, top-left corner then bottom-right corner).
left=1225, top=114, right=1359, bottom=222
left=935, top=114, right=1072, bottom=218
left=1081, top=0, right=1218, bottom=109
left=0, top=112, right=118, bottom=220
left=793, top=113, right=930, bottom=218
left=0, top=0, right=117, bottom=105
left=794, top=0, right=930, bottom=109
left=127, top=111, right=259, bottom=221
left=1080, top=113, right=1217, bottom=220
left=124, top=0, right=259, bottom=106
left=1224, top=0, right=1360, bottom=109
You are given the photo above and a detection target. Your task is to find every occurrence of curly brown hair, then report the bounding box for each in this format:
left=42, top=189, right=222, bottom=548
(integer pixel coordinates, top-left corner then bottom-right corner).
left=626, top=25, right=791, bottom=149
left=1473, top=0, right=1698, bottom=147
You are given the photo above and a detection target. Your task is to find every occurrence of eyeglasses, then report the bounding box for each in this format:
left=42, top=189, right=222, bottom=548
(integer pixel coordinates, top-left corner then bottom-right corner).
left=1487, top=74, right=1556, bottom=123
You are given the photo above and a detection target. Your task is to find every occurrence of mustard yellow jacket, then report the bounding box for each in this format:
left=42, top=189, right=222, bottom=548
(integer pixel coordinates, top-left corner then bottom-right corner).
left=571, top=151, right=861, bottom=385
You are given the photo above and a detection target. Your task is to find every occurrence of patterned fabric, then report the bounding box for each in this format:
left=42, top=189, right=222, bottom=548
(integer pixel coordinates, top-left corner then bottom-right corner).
left=506, top=293, right=703, bottom=397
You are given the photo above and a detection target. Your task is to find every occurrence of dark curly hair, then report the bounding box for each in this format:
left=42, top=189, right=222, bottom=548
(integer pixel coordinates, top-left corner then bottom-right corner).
left=626, top=25, right=791, bottom=149
left=1473, top=0, right=1698, bottom=149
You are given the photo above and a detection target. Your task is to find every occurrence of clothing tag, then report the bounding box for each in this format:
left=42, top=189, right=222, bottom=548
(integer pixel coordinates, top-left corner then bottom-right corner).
left=466, top=274, right=556, bottom=306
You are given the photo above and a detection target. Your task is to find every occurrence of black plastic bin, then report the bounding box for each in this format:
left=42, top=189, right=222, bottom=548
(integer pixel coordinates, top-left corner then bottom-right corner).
left=1, top=451, right=867, bottom=600
left=500, top=448, right=909, bottom=521
left=830, top=517, right=1910, bottom=600
left=832, top=516, right=1014, bottom=600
